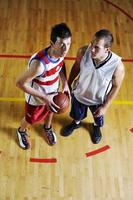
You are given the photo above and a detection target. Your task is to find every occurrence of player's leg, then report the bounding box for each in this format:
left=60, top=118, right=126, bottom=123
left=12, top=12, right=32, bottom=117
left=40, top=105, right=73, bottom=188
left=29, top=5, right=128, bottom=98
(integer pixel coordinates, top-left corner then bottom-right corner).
left=19, top=117, right=29, bottom=131
left=89, top=105, right=104, bottom=144
left=17, top=102, right=47, bottom=149
left=17, top=117, right=31, bottom=150
left=44, top=112, right=57, bottom=145
left=61, top=94, right=87, bottom=136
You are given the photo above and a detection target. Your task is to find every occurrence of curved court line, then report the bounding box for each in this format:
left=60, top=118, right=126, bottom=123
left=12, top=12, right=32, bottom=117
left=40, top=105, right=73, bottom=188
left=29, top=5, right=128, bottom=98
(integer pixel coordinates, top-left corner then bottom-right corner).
left=30, top=158, right=57, bottom=163
left=103, top=0, right=133, bottom=21
left=130, top=128, right=133, bottom=133
left=85, top=145, right=110, bottom=157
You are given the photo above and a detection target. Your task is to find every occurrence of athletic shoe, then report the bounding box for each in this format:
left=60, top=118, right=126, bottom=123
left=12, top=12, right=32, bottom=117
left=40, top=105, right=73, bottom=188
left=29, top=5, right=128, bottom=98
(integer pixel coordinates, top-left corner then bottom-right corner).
left=61, top=120, right=81, bottom=136
left=91, top=124, right=102, bottom=144
left=17, top=128, right=30, bottom=149
left=44, top=126, right=57, bottom=145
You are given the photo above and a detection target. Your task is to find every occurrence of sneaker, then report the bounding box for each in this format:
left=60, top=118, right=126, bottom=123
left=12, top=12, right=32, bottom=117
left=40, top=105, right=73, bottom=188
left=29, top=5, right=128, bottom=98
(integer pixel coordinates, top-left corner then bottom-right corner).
left=17, top=128, right=30, bottom=149
left=91, top=124, right=102, bottom=144
left=44, top=126, right=57, bottom=146
left=61, top=121, right=81, bottom=136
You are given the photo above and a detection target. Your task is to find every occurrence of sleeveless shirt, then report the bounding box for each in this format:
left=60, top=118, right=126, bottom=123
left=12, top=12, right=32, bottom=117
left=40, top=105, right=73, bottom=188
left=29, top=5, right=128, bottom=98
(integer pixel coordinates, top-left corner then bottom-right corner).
left=73, top=46, right=121, bottom=105
left=25, top=49, right=64, bottom=105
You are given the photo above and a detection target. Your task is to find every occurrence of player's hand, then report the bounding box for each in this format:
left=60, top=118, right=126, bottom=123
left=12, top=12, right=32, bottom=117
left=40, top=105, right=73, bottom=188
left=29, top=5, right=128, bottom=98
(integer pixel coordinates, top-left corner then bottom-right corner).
left=93, top=105, right=107, bottom=117
left=40, top=93, right=60, bottom=113
left=62, top=84, right=71, bottom=99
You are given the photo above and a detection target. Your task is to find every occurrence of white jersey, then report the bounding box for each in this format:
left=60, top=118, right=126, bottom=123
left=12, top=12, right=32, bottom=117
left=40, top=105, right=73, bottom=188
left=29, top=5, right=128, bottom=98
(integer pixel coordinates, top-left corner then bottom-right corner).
left=25, top=48, right=64, bottom=105
left=73, top=46, right=121, bottom=105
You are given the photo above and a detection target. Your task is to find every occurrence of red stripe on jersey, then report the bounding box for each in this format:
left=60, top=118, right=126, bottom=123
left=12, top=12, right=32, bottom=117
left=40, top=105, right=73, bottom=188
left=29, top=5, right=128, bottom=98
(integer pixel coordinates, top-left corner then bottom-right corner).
left=33, top=76, right=59, bottom=85
left=42, top=55, right=49, bottom=64
left=37, top=51, right=49, bottom=64
left=42, top=60, right=64, bottom=77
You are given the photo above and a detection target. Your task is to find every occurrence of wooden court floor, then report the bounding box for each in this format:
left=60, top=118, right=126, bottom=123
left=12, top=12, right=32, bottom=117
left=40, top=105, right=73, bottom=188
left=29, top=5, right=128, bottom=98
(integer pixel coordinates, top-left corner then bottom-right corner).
left=0, top=0, right=133, bottom=199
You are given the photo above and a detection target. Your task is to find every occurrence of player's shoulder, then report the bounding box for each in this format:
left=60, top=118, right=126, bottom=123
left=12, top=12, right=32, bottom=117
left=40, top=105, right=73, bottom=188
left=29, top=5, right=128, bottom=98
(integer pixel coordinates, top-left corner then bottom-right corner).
left=28, top=59, right=45, bottom=77
left=30, top=58, right=42, bottom=68
left=77, top=45, right=88, bottom=56
left=76, top=45, right=88, bottom=62
left=114, top=59, right=125, bottom=79
left=117, top=60, right=125, bottom=72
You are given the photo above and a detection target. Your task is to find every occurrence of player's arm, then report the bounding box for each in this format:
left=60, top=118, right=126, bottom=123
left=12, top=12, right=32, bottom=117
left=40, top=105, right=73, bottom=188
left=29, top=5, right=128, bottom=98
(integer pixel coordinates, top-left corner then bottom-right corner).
left=68, top=45, right=88, bottom=90
left=16, top=60, right=59, bottom=109
left=59, top=62, right=71, bottom=97
left=94, top=61, right=125, bottom=117
left=16, top=60, right=45, bottom=99
left=103, top=61, right=125, bottom=109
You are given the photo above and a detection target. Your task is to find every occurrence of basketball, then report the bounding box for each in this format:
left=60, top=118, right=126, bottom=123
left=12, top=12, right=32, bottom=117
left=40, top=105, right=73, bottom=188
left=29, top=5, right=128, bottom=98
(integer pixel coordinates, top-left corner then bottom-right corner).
left=53, top=92, right=70, bottom=114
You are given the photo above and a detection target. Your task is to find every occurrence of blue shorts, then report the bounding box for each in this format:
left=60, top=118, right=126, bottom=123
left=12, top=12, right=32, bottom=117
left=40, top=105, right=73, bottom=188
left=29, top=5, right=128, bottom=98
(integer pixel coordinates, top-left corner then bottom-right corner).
left=70, top=94, right=104, bottom=127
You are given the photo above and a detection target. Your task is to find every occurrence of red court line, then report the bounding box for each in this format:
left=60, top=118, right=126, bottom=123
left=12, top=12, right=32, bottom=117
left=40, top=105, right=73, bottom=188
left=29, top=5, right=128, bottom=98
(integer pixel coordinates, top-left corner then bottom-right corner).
left=30, top=157, right=57, bottom=163
left=0, top=54, right=76, bottom=60
left=0, top=54, right=31, bottom=59
left=65, top=56, right=76, bottom=60
left=103, top=0, right=133, bottom=21
left=0, top=54, right=132, bottom=62
left=85, top=145, right=110, bottom=157
left=122, top=59, right=133, bottom=62
left=130, top=128, right=133, bottom=133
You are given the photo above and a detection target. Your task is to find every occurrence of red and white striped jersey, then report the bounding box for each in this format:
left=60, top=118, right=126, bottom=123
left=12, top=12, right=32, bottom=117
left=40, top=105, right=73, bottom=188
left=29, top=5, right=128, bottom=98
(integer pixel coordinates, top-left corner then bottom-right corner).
left=25, top=48, right=64, bottom=105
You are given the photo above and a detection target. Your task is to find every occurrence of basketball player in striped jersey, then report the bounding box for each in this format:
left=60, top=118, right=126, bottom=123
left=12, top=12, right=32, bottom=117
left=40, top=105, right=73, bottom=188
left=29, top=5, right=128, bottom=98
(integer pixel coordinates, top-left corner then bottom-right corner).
left=16, top=23, right=72, bottom=149
left=62, top=29, right=125, bottom=144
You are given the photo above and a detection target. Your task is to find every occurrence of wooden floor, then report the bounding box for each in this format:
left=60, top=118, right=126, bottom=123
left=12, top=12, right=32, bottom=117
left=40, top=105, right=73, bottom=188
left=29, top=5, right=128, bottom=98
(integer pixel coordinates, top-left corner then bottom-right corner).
left=0, top=0, right=133, bottom=199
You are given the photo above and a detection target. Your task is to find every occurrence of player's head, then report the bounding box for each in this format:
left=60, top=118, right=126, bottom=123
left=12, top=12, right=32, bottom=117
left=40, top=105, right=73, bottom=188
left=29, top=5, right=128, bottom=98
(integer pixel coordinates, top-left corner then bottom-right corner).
left=90, top=29, right=114, bottom=60
left=50, top=23, right=72, bottom=43
left=94, top=29, right=114, bottom=48
left=50, top=23, right=72, bottom=57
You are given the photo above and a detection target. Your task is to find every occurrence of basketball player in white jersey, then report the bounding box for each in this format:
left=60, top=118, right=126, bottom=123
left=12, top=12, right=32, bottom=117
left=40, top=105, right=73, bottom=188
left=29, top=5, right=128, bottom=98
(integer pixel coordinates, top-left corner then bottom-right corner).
left=61, top=29, right=125, bottom=144
left=16, top=23, right=72, bottom=149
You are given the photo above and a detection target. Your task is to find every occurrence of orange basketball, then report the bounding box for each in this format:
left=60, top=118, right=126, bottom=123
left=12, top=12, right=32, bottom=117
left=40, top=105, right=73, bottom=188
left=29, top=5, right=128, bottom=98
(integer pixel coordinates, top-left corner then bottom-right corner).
left=53, top=92, right=70, bottom=114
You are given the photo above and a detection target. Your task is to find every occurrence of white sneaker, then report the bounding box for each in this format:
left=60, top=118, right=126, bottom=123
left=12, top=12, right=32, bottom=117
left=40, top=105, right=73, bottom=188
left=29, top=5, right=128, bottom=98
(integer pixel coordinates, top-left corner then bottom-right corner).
left=17, top=128, right=30, bottom=149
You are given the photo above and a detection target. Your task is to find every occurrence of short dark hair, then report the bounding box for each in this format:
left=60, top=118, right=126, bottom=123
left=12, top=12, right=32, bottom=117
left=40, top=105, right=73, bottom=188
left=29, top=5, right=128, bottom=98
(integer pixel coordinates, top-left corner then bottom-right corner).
left=95, top=29, right=114, bottom=48
left=50, top=23, right=72, bottom=43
